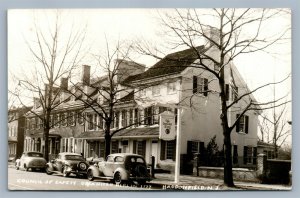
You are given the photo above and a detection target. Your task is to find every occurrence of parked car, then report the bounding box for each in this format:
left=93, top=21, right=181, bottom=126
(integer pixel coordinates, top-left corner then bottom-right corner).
left=87, top=153, right=152, bottom=185
left=15, top=151, right=47, bottom=171
left=45, top=152, right=89, bottom=178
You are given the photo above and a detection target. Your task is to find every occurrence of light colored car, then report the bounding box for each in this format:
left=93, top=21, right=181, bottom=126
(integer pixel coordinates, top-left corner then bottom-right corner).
left=15, top=151, right=47, bottom=171
left=87, top=153, right=151, bottom=185
left=45, top=152, right=89, bottom=178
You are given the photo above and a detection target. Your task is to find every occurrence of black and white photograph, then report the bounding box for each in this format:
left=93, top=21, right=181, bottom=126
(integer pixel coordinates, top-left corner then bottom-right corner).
left=7, top=8, right=291, bottom=191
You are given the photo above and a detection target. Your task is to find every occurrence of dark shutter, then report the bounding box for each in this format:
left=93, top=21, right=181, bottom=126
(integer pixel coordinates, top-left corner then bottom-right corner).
left=160, top=140, right=166, bottom=160
left=245, top=116, right=249, bottom=134
left=233, top=145, right=238, bottom=164
left=193, top=76, right=197, bottom=93
left=187, top=141, right=193, bottom=158
left=236, top=114, right=240, bottom=132
left=225, top=84, right=229, bottom=101
left=204, top=78, right=208, bottom=96
left=243, top=146, right=248, bottom=164
left=200, top=142, right=205, bottom=154
left=142, top=140, right=146, bottom=158
left=172, top=139, right=176, bottom=161
left=253, top=147, right=257, bottom=165
left=133, top=140, right=137, bottom=154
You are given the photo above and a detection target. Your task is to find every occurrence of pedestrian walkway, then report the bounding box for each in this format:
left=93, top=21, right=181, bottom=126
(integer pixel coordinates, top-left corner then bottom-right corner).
left=150, top=173, right=292, bottom=190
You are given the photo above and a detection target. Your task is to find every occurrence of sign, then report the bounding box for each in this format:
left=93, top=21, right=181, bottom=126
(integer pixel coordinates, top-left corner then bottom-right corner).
left=159, top=111, right=176, bottom=140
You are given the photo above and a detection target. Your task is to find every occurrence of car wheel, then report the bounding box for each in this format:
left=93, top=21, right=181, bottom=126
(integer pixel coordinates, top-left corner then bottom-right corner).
left=87, top=170, right=94, bottom=181
left=114, top=172, right=122, bottom=185
left=62, top=167, right=70, bottom=177
left=45, top=166, right=53, bottom=175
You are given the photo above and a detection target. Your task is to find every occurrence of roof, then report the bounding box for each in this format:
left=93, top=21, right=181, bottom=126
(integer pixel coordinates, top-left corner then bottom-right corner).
left=77, top=126, right=159, bottom=139
left=123, top=46, right=205, bottom=83
left=59, top=152, right=82, bottom=156
left=107, top=153, right=144, bottom=158
left=257, top=141, right=274, bottom=148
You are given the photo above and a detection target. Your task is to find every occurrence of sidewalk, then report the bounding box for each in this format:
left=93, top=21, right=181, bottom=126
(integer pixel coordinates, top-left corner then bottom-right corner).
left=150, top=173, right=292, bottom=190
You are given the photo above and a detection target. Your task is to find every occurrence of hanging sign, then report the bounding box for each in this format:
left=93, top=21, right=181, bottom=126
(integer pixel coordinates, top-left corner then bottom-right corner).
left=159, top=111, right=176, bottom=140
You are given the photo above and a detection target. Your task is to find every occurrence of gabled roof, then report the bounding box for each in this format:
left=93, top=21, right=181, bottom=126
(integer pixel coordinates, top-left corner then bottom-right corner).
left=123, top=46, right=205, bottom=83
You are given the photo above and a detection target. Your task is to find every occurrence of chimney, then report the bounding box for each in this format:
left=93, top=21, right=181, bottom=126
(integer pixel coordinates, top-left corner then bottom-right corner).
left=81, top=65, right=91, bottom=85
left=204, top=26, right=220, bottom=47
left=60, top=77, right=68, bottom=91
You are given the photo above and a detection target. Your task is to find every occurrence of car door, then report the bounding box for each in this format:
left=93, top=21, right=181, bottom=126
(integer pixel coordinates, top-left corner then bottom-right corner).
left=102, top=155, right=115, bottom=177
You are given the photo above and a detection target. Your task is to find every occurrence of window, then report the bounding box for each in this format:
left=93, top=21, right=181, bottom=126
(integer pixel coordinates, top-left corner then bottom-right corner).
left=121, top=110, right=127, bottom=127
left=98, top=114, right=104, bottom=130
left=187, top=141, right=205, bottom=156
left=77, top=112, right=84, bottom=125
left=243, top=146, right=257, bottom=164
left=61, top=113, right=67, bottom=127
left=115, top=111, right=120, bottom=129
left=67, top=112, right=75, bottom=126
left=134, top=108, right=139, bottom=126
left=160, top=140, right=176, bottom=160
left=111, top=141, right=119, bottom=154
left=129, top=109, right=133, bottom=126
left=152, top=86, right=161, bottom=96
left=87, top=114, right=94, bottom=130
left=167, top=82, right=176, bottom=94
left=236, top=114, right=249, bottom=133
left=136, top=141, right=146, bottom=158
left=144, top=106, right=154, bottom=125
left=193, top=76, right=208, bottom=96
left=54, top=114, right=59, bottom=127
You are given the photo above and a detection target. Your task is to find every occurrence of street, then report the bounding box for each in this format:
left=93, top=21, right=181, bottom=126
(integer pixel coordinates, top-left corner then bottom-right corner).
left=8, top=167, right=156, bottom=191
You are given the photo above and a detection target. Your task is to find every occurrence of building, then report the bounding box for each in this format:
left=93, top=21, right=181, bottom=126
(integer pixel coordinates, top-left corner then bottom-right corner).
left=23, top=30, right=259, bottom=171
left=8, top=106, right=31, bottom=161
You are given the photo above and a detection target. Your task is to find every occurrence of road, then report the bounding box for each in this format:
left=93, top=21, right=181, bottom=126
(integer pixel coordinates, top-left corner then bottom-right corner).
left=8, top=167, right=156, bottom=191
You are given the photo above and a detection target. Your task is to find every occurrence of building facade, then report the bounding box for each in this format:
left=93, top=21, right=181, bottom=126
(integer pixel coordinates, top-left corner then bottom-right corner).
left=23, top=38, right=259, bottom=171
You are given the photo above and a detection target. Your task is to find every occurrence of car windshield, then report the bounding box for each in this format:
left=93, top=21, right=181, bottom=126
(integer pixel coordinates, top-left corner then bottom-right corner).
left=27, top=153, right=43, bottom=157
left=64, top=155, right=84, bottom=160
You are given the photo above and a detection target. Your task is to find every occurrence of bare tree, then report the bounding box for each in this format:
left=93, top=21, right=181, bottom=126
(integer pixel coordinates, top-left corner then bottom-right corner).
left=69, top=40, right=147, bottom=158
left=9, top=11, right=87, bottom=161
left=137, top=8, right=290, bottom=187
left=259, top=103, right=291, bottom=158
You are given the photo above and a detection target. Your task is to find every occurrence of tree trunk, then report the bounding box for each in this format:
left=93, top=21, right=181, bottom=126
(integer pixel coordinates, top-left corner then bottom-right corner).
left=44, top=127, right=50, bottom=162
left=223, top=131, right=234, bottom=187
left=104, top=132, right=111, bottom=158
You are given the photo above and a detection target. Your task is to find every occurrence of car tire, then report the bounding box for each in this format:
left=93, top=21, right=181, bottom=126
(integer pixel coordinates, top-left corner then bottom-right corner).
left=62, top=167, right=70, bottom=177
left=87, top=170, right=94, bottom=181
left=45, top=166, right=53, bottom=175
left=114, top=172, right=122, bottom=185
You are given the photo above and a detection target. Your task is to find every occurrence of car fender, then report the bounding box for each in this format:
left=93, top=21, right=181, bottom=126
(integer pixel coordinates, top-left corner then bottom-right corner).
left=87, top=166, right=101, bottom=177
left=114, top=167, right=129, bottom=181
left=46, top=162, right=54, bottom=171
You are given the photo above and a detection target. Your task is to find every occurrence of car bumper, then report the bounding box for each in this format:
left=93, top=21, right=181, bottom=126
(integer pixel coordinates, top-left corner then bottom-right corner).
left=65, top=167, right=87, bottom=175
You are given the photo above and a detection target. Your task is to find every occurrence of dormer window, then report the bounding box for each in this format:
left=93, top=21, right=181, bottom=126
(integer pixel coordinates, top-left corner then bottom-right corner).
left=167, top=82, right=176, bottom=94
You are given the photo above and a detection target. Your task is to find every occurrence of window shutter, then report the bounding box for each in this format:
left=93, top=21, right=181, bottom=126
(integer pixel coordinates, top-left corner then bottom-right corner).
left=225, top=84, right=229, bottom=101
left=160, top=140, right=166, bottom=160
left=193, top=76, right=197, bottom=94
left=233, top=145, right=238, bottom=164
left=142, top=140, right=146, bottom=158
left=245, top=116, right=249, bottom=134
left=243, top=146, right=248, bottom=164
left=172, top=139, right=176, bottom=161
left=199, top=142, right=205, bottom=155
left=204, top=78, right=208, bottom=96
left=133, top=140, right=137, bottom=154
left=253, top=147, right=257, bottom=165
left=187, top=141, right=193, bottom=158
left=236, top=114, right=240, bottom=132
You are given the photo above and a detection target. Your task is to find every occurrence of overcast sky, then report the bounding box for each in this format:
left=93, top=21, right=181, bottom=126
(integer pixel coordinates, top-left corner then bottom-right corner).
left=7, top=9, right=291, bottom=125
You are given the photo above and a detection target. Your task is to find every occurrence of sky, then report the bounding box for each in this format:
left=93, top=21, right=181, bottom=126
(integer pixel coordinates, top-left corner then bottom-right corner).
left=7, top=9, right=292, bottom=145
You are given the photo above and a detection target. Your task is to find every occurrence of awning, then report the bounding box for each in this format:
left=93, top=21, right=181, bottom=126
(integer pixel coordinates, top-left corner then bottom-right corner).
left=77, top=126, right=159, bottom=139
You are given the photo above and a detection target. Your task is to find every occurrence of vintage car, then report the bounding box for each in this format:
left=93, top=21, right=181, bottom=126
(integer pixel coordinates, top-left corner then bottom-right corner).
left=87, top=153, right=152, bottom=185
left=15, top=151, right=47, bottom=171
left=45, top=152, right=89, bottom=177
